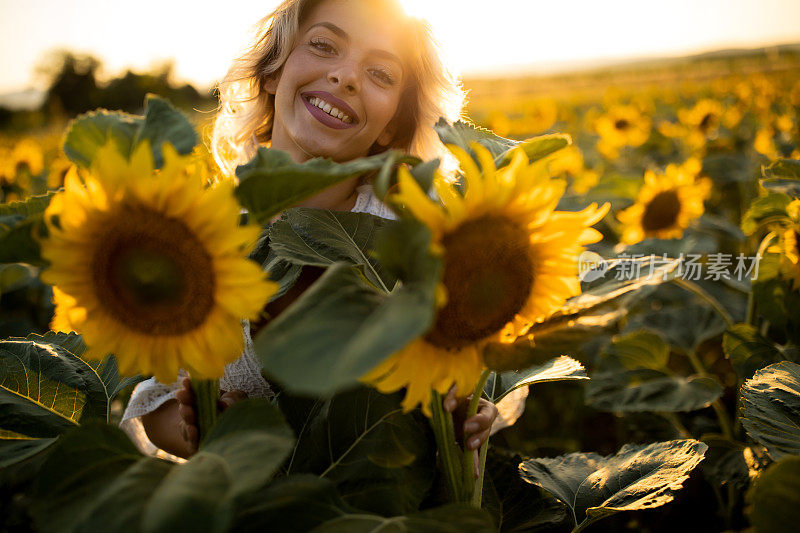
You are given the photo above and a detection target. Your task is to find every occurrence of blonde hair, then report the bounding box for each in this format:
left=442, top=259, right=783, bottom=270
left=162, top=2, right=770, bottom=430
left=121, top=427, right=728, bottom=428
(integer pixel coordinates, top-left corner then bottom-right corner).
left=211, top=0, right=465, bottom=177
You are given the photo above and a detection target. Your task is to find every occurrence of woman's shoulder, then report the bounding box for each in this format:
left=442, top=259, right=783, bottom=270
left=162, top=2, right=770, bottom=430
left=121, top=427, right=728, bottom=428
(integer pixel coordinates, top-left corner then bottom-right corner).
left=352, top=184, right=397, bottom=220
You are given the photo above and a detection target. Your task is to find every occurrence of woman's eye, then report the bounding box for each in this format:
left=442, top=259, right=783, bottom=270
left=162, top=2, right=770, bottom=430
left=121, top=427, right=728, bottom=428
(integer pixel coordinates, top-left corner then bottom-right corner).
left=370, top=68, right=395, bottom=85
left=310, top=39, right=335, bottom=54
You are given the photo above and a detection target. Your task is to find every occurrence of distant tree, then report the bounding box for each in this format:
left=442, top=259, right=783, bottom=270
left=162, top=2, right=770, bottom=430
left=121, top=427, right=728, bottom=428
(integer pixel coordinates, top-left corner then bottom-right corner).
left=39, top=51, right=101, bottom=118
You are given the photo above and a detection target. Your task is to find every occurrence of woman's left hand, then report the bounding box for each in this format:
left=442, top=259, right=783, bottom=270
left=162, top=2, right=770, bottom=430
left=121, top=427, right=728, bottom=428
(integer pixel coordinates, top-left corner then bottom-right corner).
left=444, top=385, right=499, bottom=476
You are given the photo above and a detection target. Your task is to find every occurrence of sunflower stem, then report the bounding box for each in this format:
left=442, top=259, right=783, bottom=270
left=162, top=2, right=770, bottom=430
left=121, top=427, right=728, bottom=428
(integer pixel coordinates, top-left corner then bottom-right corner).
left=746, top=231, right=777, bottom=326
left=194, top=379, right=220, bottom=446
left=461, top=369, right=492, bottom=507
left=430, top=390, right=463, bottom=502
left=672, top=277, right=734, bottom=328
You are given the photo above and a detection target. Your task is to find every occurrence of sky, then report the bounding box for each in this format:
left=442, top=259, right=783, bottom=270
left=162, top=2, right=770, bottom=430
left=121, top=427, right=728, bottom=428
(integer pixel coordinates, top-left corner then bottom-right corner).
left=1, top=0, right=800, bottom=94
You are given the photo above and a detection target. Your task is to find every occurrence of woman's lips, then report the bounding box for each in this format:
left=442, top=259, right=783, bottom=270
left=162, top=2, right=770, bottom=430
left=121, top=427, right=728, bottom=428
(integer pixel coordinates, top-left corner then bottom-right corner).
left=301, top=91, right=359, bottom=130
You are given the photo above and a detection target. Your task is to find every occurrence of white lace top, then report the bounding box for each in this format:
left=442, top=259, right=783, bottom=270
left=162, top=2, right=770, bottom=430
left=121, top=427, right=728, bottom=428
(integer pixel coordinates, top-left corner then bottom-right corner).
left=120, top=184, right=523, bottom=457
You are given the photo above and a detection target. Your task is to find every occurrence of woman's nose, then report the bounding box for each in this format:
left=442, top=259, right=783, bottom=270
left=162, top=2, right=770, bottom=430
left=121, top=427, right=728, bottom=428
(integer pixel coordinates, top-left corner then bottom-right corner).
left=328, top=64, right=359, bottom=94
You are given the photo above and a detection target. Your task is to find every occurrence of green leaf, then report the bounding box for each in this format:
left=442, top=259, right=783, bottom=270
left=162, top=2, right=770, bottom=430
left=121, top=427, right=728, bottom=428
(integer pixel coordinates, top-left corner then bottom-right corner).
left=268, top=208, right=395, bottom=290
left=0, top=338, right=87, bottom=437
left=230, top=475, right=354, bottom=532
left=624, top=302, right=727, bottom=354
left=0, top=263, right=38, bottom=294
left=258, top=221, right=440, bottom=397
left=0, top=192, right=55, bottom=266
left=133, top=94, right=198, bottom=168
left=312, top=505, right=496, bottom=532
left=27, top=331, right=145, bottom=423
left=63, top=94, right=197, bottom=169
left=724, top=324, right=788, bottom=381
left=282, top=386, right=434, bottom=516
left=433, top=118, right=570, bottom=167
left=748, top=455, right=800, bottom=533
left=741, top=192, right=792, bottom=235
left=30, top=423, right=143, bottom=533
left=586, top=370, right=723, bottom=413
left=370, top=151, right=429, bottom=201
left=761, top=158, right=800, bottom=198
left=481, top=449, right=569, bottom=532
left=603, top=330, right=670, bottom=371
left=519, top=439, right=708, bottom=530
left=200, top=398, right=295, bottom=497
left=0, top=435, right=58, bottom=468
left=700, top=435, right=750, bottom=490
left=485, top=356, right=588, bottom=404
left=483, top=257, right=680, bottom=371
left=740, top=362, right=800, bottom=460
left=235, top=148, right=404, bottom=224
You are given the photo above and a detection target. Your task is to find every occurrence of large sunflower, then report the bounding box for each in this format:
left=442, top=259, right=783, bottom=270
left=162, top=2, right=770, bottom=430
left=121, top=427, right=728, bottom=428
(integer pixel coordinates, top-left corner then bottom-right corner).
left=41, top=142, right=277, bottom=383
left=363, top=144, right=608, bottom=414
left=617, top=159, right=711, bottom=245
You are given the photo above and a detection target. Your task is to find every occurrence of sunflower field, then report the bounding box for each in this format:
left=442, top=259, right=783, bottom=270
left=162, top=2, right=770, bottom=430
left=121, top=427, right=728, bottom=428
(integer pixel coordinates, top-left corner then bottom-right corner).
left=1, top=53, right=800, bottom=533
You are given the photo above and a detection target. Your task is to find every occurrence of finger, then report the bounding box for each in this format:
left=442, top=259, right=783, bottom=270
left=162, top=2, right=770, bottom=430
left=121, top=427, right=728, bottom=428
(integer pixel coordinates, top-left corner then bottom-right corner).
left=473, top=449, right=480, bottom=479
left=185, top=424, right=198, bottom=451
left=219, top=389, right=248, bottom=411
left=444, top=384, right=458, bottom=413
left=467, top=428, right=491, bottom=451
left=178, top=402, right=196, bottom=425
left=464, top=409, right=494, bottom=435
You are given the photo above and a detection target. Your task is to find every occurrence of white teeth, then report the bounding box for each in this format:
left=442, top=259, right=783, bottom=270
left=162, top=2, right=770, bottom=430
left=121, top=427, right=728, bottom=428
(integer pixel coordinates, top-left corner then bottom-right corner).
left=307, top=96, right=352, bottom=123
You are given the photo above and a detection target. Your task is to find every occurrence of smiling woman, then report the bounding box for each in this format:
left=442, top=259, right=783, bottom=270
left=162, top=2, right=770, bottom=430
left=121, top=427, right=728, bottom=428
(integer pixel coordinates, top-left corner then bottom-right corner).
left=211, top=0, right=464, bottom=177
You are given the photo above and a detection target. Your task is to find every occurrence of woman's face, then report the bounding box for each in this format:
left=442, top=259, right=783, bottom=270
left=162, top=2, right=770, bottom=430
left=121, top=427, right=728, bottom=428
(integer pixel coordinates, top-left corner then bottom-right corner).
left=266, top=0, right=408, bottom=162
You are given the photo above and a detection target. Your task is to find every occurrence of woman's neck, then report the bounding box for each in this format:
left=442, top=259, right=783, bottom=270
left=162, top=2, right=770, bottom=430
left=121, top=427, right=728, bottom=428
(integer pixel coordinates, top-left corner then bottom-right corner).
left=268, top=137, right=361, bottom=212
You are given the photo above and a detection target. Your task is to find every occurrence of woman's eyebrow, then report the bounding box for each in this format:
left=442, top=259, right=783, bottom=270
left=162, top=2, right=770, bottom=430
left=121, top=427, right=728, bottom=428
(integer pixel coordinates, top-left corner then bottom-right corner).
left=307, top=22, right=402, bottom=66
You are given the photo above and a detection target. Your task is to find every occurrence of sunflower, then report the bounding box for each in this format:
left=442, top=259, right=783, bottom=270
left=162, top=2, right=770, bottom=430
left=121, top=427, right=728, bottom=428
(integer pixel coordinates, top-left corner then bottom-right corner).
left=40, top=141, right=277, bottom=383
left=617, top=159, right=711, bottom=245
left=678, top=99, right=724, bottom=148
left=595, top=105, right=651, bottom=160
left=362, top=144, right=608, bottom=414
left=769, top=199, right=800, bottom=290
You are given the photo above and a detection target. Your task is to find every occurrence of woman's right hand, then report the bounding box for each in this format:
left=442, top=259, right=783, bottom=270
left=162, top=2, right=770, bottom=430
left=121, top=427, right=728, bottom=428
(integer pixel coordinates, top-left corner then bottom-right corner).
left=174, top=377, right=248, bottom=456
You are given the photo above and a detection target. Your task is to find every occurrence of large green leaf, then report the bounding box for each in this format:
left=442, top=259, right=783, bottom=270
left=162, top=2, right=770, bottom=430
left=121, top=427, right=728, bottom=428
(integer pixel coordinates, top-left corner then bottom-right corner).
left=0, top=192, right=55, bottom=266
left=740, top=362, right=800, bottom=460
left=230, top=475, right=355, bottom=532
left=623, top=302, right=726, bottom=354
left=0, top=434, right=58, bottom=468
left=30, top=400, right=293, bottom=533
left=761, top=158, right=800, bottom=198
left=268, top=208, right=395, bottom=290
left=235, top=148, right=404, bottom=224
left=258, top=221, right=440, bottom=397
left=482, top=449, right=569, bottom=532
left=0, top=263, right=38, bottom=294
left=700, top=436, right=750, bottom=491
left=602, top=330, right=670, bottom=371
left=748, top=455, right=800, bottom=533
left=724, top=324, right=790, bottom=381
left=483, top=257, right=680, bottom=371
left=281, top=387, right=434, bottom=516
left=0, top=338, right=87, bottom=437
left=63, top=94, right=197, bottom=169
left=30, top=423, right=143, bottom=533
left=312, top=505, right=496, bottom=532
left=519, top=439, right=708, bottom=531
left=433, top=118, right=570, bottom=168
left=484, top=356, right=588, bottom=404
left=586, top=370, right=723, bottom=413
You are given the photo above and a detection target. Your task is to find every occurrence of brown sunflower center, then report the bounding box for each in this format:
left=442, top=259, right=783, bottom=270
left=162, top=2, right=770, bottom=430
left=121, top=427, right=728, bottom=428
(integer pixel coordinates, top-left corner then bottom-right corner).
left=641, top=189, right=682, bottom=232
left=699, top=113, right=715, bottom=133
left=614, top=118, right=632, bottom=131
left=424, top=216, right=534, bottom=350
left=91, top=203, right=215, bottom=335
